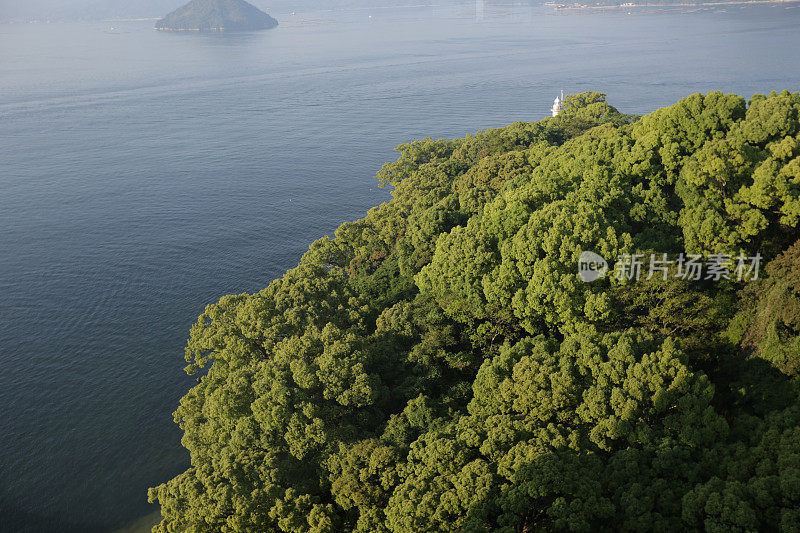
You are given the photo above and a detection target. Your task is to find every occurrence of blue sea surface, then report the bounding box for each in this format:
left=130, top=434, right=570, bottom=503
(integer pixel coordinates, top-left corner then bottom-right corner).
left=1, top=4, right=799, bottom=531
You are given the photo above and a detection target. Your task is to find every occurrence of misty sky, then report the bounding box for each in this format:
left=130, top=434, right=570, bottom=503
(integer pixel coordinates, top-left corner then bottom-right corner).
left=0, top=0, right=451, bottom=21
left=0, top=0, right=182, bottom=20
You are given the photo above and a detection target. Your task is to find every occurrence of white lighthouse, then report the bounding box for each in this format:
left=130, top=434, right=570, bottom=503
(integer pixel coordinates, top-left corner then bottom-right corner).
left=551, top=89, right=564, bottom=117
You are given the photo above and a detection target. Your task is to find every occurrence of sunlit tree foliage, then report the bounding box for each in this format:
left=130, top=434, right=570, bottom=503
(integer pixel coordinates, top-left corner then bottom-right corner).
left=150, top=91, right=800, bottom=532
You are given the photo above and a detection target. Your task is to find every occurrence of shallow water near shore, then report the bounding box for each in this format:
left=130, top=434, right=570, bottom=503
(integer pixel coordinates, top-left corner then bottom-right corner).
left=1, top=3, right=799, bottom=531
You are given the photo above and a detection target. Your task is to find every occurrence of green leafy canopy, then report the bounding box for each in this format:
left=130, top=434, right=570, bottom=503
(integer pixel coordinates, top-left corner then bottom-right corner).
left=149, top=91, right=800, bottom=532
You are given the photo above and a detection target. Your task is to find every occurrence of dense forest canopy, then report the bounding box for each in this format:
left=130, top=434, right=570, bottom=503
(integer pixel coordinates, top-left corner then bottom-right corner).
left=149, top=91, right=800, bottom=532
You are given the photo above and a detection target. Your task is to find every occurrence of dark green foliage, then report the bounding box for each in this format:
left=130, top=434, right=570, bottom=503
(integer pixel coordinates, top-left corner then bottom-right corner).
left=727, top=240, right=800, bottom=375
left=150, top=91, right=800, bottom=531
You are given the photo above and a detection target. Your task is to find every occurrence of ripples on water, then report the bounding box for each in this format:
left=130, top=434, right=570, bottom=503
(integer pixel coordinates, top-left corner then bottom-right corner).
left=1, top=4, right=798, bottom=531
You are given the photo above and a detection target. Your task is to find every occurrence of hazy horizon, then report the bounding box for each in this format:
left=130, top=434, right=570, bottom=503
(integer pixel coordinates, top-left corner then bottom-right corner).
left=0, top=0, right=478, bottom=22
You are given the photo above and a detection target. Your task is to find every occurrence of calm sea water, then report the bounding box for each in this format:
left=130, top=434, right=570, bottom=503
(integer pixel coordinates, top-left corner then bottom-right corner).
left=1, top=3, right=799, bottom=531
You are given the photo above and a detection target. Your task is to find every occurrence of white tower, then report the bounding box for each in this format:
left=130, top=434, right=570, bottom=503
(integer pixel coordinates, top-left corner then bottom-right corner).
left=551, top=89, right=564, bottom=117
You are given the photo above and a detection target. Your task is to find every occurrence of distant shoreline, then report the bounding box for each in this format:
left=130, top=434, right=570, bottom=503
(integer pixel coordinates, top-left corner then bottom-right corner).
left=4, top=0, right=797, bottom=25
left=554, top=0, right=800, bottom=10
left=154, top=27, right=217, bottom=31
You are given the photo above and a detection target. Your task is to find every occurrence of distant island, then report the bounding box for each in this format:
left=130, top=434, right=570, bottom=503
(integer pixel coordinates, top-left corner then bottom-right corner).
left=155, top=0, right=278, bottom=32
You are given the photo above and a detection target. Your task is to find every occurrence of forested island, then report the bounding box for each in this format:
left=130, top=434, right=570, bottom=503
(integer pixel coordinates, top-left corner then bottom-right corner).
left=155, top=0, right=277, bottom=32
left=149, top=91, right=800, bottom=531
